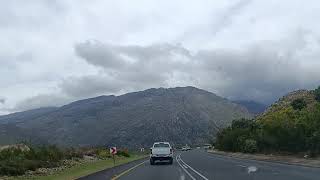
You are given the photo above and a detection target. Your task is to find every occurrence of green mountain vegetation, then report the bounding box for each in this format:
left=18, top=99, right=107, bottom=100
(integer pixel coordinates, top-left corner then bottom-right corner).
left=216, top=86, right=320, bottom=157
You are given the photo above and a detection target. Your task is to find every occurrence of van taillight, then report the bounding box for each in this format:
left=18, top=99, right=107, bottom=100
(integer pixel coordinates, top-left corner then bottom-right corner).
left=170, top=148, right=173, bottom=154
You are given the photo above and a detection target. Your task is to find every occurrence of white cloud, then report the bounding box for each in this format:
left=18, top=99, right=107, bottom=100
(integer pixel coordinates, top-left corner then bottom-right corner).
left=1, top=0, right=320, bottom=113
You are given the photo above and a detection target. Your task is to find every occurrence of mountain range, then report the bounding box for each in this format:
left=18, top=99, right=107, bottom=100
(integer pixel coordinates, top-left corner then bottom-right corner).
left=0, top=87, right=253, bottom=147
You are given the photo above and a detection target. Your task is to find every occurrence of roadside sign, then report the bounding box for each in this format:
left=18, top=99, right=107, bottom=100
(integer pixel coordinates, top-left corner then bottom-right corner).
left=110, top=147, right=117, bottom=155
left=110, top=147, right=117, bottom=167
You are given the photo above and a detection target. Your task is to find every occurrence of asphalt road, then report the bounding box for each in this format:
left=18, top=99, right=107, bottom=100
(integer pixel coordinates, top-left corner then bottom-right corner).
left=80, top=149, right=320, bottom=180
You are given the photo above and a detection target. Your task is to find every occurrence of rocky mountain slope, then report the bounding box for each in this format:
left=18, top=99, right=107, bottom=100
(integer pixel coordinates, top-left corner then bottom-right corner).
left=0, top=87, right=252, bottom=147
left=233, top=100, right=267, bottom=115
left=0, top=107, right=58, bottom=125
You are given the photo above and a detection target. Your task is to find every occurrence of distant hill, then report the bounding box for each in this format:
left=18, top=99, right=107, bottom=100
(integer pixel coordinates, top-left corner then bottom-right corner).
left=0, top=87, right=252, bottom=147
left=233, top=100, right=267, bottom=115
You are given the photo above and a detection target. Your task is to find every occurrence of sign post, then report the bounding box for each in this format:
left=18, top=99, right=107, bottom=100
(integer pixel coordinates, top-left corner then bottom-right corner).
left=110, top=147, right=117, bottom=167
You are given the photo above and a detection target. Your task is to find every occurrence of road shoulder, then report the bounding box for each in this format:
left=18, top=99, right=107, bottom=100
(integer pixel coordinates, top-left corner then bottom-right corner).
left=207, top=150, right=320, bottom=168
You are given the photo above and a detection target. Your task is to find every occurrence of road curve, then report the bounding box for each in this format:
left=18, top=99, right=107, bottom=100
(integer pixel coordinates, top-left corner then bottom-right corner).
left=80, top=149, right=320, bottom=180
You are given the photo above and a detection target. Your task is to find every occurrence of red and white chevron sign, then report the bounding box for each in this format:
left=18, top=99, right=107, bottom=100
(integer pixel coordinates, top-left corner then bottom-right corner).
left=110, top=147, right=117, bottom=155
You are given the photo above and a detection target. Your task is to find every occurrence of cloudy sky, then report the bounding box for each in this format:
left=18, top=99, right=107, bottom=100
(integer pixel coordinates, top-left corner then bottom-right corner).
left=1, top=0, right=320, bottom=114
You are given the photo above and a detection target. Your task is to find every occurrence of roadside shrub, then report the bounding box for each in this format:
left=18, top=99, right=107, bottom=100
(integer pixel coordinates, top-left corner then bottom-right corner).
left=0, top=159, right=44, bottom=176
left=33, top=145, right=64, bottom=162
left=96, top=149, right=111, bottom=159
left=117, top=150, right=130, bottom=157
left=241, top=139, right=258, bottom=153
left=64, top=148, right=83, bottom=159
left=215, top=100, right=320, bottom=156
left=0, top=145, right=81, bottom=176
left=216, top=127, right=252, bottom=152
left=306, top=130, right=320, bottom=157
left=291, top=98, right=307, bottom=110
left=0, top=163, right=25, bottom=176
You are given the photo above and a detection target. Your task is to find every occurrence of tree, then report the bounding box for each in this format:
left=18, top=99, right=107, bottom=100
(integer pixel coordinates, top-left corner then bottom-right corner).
left=242, top=139, right=258, bottom=153
left=291, top=98, right=307, bottom=110
left=231, top=118, right=254, bottom=129
left=216, top=126, right=252, bottom=152
left=315, top=86, right=320, bottom=102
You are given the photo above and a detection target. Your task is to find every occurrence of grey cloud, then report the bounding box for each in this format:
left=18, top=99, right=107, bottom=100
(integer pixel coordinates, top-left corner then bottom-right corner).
left=211, top=0, right=253, bottom=36
left=71, top=42, right=193, bottom=97
left=18, top=32, right=319, bottom=111
left=60, top=75, right=125, bottom=98
left=59, top=72, right=168, bottom=98
left=0, top=98, right=5, bottom=104
left=72, top=33, right=320, bottom=104
left=75, top=41, right=192, bottom=69
left=75, top=41, right=126, bottom=69
left=2, top=0, right=320, bottom=112
left=116, top=43, right=192, bottom=60
left=196, top=48, right=314, bottom=103
left=14, top=94, right=70, bottom=112
left=195, top=32, right=320, bottom=103
left=0, top=0, right=66, bottom=28
left=12, top=29, right=315, bottom=111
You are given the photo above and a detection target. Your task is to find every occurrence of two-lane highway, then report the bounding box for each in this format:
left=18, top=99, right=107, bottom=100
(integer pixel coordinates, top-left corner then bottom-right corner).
left=80, top=149, right=320, bottom=180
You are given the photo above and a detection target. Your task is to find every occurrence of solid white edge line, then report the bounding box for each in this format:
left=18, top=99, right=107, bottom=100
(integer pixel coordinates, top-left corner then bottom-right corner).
left=179, top=154, right=209, bottom=180
left=176, top=154, right=196, bottom=180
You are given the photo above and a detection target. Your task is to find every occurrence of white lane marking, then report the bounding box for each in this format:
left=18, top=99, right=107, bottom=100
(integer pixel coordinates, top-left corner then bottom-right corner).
left=180, top=174, right=186, bottom=180
left=111, top=160, right=148, bottom=180
left=178, top=164, right=186, bottom=180
left=178, top=154, right=209, bottom=180
left=247, top=166, right=258, bottom=174
left=237, top=164, right=246, bottom=168
left=176, top=154, right=196, bottom=180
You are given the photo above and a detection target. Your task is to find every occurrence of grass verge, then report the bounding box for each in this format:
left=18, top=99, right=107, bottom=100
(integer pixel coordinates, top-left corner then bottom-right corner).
left=11, top=155, right=146, bottom=180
